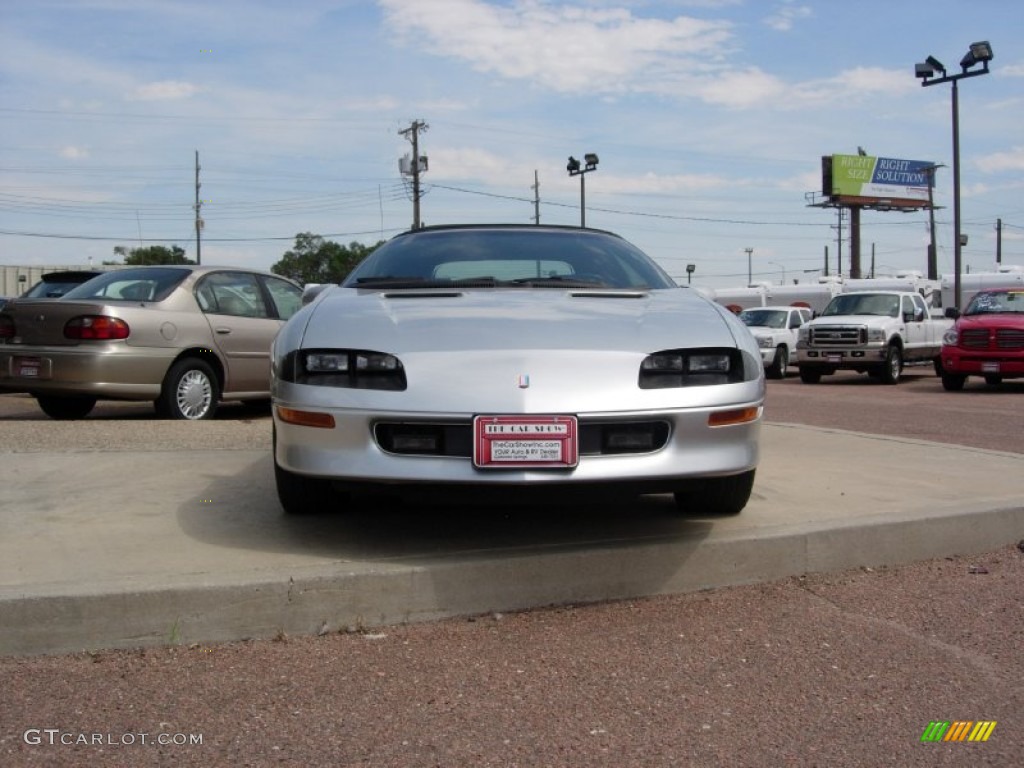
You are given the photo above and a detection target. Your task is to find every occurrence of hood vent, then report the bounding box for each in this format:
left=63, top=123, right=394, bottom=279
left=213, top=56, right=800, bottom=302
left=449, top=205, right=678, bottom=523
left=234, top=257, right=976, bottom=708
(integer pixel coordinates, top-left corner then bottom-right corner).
left=382, top=292, right=464, bottom=300
left=570, top=291, right=647, bottom=299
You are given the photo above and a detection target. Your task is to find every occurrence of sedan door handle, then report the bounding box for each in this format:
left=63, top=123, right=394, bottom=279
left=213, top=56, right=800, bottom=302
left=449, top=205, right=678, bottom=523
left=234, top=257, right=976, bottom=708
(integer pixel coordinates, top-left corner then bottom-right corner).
left=215, top=327, right=232, bottom=334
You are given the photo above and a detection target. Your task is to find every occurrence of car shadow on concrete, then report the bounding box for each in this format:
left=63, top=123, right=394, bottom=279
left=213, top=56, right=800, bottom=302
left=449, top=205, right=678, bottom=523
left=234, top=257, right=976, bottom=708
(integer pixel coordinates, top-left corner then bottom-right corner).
left=175, top=454, right=720, bottom=564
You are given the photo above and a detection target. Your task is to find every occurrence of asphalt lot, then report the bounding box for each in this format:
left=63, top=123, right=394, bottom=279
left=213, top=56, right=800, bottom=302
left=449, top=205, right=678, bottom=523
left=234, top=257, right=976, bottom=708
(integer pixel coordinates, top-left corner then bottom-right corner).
left=1, top=370, right=1022, bottom=767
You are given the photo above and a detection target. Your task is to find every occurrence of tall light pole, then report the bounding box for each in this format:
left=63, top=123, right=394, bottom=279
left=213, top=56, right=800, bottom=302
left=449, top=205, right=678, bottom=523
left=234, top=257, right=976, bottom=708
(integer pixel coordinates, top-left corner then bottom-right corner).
left=567, top=153, right=598, bottom=227
left=916, top=41, right=993, bottom=308
left=744, top=247, right=754, bottom=285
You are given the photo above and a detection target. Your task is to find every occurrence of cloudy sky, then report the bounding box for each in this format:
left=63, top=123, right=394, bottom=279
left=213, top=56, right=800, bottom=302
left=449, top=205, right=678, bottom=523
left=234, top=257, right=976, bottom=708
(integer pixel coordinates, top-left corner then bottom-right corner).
left=2, top=0, right=1022, bottom=288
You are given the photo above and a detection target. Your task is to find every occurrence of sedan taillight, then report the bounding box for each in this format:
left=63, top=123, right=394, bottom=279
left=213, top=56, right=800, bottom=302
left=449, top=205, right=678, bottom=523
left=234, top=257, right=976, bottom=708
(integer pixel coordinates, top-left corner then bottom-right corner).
left=64, top=315, right=130, bottom=340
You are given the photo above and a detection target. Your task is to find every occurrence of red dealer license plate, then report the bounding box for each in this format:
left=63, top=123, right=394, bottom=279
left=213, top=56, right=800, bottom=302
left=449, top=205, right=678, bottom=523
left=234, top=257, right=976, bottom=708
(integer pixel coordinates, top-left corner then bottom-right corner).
left=473, top=415, right=578, bottom=469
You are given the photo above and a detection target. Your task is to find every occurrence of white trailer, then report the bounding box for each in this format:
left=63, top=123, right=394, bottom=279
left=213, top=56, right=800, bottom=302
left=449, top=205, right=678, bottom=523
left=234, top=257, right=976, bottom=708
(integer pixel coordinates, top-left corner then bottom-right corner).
left=941, top=265, right=1024, bottom=310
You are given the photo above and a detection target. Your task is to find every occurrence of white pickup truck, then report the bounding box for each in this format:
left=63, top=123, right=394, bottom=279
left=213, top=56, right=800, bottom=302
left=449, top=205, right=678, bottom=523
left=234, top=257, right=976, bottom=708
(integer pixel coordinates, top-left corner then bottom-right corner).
left=796, top=291, right=951, bottom=384
left=738, top=306, right=812, bottom=379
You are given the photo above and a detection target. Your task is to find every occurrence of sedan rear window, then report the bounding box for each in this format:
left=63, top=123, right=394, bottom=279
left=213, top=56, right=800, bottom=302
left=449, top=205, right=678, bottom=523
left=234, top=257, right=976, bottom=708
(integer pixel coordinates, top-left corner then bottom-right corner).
left=62, top=268, right=190, bottom=302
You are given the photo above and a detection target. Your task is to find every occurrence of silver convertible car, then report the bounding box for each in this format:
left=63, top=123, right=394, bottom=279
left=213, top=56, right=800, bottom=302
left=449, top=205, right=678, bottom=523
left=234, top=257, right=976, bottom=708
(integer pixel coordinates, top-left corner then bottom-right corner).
left=271, top=225, right=764, bottom=515
left=0, top=265, right=302, bottom=419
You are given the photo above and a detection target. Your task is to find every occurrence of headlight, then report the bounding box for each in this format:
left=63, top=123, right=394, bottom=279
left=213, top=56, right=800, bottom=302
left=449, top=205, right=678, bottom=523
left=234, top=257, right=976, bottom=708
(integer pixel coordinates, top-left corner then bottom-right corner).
left=866, top=328, right=886, bottom=342
left=755, top=336, right=773, bottom=349
left=798, top=327, right=809, bottom=342
left=639, top=348, right=744, bottom=388
left=282, top=349, right=407, bottom=390
left=942, top=329, right=959, bottom=346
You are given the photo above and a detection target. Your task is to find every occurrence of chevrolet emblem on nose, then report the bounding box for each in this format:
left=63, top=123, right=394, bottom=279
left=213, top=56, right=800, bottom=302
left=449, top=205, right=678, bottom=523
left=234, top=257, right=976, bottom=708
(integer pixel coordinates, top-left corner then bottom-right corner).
left=518, top=374, right=530, bottom=389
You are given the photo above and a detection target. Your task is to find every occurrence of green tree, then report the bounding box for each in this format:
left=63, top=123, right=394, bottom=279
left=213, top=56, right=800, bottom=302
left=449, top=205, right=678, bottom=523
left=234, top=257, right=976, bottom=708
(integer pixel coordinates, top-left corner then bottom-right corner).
left=271, top=233, right=382, bottom=285
left=109, top=245, right=194, bottom=265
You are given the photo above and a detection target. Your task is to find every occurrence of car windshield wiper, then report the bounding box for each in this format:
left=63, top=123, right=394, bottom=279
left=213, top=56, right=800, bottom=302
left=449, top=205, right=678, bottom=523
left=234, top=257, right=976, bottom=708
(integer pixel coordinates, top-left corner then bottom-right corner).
left=511, top=275, right=609, bottom=288
left=353, top=276, right=503, bottom=289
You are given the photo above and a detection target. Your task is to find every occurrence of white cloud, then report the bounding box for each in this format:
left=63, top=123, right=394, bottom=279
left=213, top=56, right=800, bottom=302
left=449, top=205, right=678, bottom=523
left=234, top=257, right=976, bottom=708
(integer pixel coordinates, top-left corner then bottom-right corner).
left=694, top=67, right=787, bottom=107
left=59, top=146, right=90, bottom=160
left=976, top=146, right=1024, bottom=173
left=763, top=2, right=812, bottom=32
left=129, top=80, right=202, bottom=101
left=378, top=0, right=733, bottom=95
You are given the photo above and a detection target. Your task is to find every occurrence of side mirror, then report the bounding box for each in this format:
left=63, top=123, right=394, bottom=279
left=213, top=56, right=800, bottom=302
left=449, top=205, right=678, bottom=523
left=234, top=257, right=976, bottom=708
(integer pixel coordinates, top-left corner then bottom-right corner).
left=944, top=307, right=961, bottom=320
left=301, top=283, right=329, bottom=306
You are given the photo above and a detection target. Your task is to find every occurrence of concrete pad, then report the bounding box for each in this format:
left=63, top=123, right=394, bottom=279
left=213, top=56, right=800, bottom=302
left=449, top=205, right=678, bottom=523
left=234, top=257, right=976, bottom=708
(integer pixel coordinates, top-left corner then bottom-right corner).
left=1, top=424, right=1021, bottom=656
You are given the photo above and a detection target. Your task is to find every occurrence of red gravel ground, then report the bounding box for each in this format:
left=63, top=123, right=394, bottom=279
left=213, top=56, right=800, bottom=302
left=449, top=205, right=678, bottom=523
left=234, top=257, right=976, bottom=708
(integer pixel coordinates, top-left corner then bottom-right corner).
left=2, top=546, right=1021, bottom=767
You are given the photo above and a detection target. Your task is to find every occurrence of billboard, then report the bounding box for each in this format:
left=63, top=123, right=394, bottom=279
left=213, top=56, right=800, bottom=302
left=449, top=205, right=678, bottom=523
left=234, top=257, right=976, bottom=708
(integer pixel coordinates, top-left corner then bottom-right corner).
left=823, top=154, right=935, bottom=206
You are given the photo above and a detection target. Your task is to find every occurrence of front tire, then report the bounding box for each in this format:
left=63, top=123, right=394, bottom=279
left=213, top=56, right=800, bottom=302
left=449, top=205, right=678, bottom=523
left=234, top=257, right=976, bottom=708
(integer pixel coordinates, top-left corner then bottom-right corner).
left=798, top=366, right=821, bottom=384
left=879, top=345, right=903, bottom=385
left=674, top=469, right=755, bottom=516
left=766, top=345, right=788, bottom=379
left=941, top=372, right=966, bottom=391
left=157, top=358, right=219, bottom=420
left=35, top=394, right=97, bottom=420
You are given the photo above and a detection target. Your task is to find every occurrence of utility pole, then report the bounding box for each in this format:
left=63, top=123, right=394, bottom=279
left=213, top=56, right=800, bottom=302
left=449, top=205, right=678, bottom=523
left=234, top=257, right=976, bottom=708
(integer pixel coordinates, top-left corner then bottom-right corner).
left=996, top=218, right=1002, bottom=264
left=531, top=170, right=540, bottom=224
left=194, top=150, right=203, bottom=265
left=398, top=120, right=429, bottom=229
left=923, top=164, right=943, bottom=280
left=832, top=207, right=845, bottom=278
left=744, top=247, right=753, bottom=285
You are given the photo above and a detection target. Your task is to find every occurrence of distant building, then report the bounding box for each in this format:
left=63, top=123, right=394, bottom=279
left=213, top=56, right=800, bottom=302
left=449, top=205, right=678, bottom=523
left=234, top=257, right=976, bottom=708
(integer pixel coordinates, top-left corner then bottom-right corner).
left=0, top=264, right=123, bottom=298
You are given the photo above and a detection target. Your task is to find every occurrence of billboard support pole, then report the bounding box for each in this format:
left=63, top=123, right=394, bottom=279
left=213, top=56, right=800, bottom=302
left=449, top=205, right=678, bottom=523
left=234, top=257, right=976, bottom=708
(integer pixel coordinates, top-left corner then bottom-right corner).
left=850, top=205, right=861, bottom=279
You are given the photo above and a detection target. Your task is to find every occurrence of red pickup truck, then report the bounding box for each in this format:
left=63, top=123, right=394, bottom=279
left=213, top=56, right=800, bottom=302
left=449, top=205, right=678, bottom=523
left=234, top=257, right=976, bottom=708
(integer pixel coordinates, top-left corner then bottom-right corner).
left=940, top=287, right=1024, bottom=390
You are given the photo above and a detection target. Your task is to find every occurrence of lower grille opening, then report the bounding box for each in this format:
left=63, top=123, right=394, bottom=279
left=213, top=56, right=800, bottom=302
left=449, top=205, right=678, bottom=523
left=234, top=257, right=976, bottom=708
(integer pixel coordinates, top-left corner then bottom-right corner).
left=374, top=420, right=671, bottom=458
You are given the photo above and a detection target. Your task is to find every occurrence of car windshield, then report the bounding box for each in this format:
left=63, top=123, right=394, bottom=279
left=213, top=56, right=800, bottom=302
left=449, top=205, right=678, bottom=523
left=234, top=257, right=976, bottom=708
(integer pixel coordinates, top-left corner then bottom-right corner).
left=821, top=293, right=899, bottom=317
left=343, top=228, right=676, bottom=290
left=62, top=267, right=191, bottom=302
left=739, top=309, right=787, bottom=328
left=965, top=289, right=1024, bottom=315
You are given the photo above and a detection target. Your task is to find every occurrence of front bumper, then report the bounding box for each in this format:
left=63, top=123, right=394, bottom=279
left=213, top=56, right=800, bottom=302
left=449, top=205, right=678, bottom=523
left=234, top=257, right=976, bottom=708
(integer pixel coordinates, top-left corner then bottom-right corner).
left=273, top=398, right=762, bottom=488
left=941, top=348, right=1024, bottom=377
left=796, top=344, right=887, bottom=366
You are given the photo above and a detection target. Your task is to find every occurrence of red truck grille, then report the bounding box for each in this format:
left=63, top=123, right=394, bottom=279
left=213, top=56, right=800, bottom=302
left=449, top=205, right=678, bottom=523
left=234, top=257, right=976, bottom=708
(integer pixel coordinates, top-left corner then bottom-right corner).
left=960, top=328, right=1024, bottom=350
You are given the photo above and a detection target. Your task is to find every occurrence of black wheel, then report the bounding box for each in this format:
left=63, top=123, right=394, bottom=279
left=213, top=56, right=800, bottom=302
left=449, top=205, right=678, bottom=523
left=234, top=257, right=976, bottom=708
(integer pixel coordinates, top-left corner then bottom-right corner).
left=35, top=394, right=97, bottom=420
left=273, top=426, right=339, bottom=514
left=157, top=358, right=219, bottom=420
left=766, top=346, right=788, bottom=379
left=798, top=366, right=821, bottom=384
left=941, top=373, right=966, bottom=391
left=879, top=345, right=902, bottom=384
left=933, top=357, right=943, bottom=376
left=984, top=374, right=1003, bottom=386
left=674, top=470, right=755, bottom=516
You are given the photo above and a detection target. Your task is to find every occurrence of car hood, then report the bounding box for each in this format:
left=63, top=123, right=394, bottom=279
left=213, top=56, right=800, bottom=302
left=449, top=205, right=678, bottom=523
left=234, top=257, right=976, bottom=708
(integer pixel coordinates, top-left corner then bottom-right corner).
left=956, top=313, right=1024, bottom=331
left=299, top=287, right=740, bottom=353
left=812, top=314, right=891, bottom=324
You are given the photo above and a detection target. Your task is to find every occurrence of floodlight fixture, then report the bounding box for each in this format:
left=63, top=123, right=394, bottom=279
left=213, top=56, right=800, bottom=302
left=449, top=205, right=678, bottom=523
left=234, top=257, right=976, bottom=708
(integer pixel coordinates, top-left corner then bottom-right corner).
left=567, top=151, right=599, bottom=226
left=926, top=55, right=946, bottom=73
left=961, top=40, right=993, bottom=70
